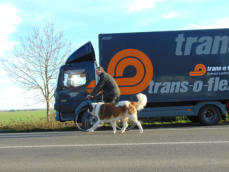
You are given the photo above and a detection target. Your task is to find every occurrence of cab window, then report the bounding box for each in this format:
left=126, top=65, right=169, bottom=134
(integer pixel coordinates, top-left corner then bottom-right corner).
left=63, top=69, right=86, bottom=88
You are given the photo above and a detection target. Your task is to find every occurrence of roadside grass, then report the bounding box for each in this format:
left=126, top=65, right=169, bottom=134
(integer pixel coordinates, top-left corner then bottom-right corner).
left=0, top=110, right=75, bottom=132
left=0, top=110, right=46, bottom=125
left=0, top=110, right=229, bottom=133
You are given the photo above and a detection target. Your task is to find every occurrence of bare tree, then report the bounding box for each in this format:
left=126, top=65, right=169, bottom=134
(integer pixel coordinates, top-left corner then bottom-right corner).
left=2, top=21, right=72, bottom=121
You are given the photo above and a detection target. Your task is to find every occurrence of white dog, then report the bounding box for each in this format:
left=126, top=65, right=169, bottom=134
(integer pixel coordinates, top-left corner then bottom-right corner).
left=87, top=93, right=147, bottom=134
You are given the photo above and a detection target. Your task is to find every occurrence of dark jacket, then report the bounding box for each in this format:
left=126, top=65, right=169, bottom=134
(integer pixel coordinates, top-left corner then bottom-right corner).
left=91, top=72, right=120, bottom=99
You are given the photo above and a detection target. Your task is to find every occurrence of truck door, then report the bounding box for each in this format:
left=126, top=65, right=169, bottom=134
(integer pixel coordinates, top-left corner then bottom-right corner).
left=58, top=62, right=96, bottom=116
left=55, top=42, right=96, bottom=121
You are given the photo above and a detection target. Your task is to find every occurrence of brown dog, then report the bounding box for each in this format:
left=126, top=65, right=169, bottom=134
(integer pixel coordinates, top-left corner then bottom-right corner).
left=87, top=93, right=147, bottom=134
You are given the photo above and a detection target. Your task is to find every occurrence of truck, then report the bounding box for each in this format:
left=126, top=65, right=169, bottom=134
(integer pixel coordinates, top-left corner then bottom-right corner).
left=54, top=28, right=229, bottom=131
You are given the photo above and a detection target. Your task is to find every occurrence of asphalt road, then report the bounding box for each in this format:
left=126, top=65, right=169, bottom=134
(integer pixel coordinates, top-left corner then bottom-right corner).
left=0, top=125, right=229, bottom=172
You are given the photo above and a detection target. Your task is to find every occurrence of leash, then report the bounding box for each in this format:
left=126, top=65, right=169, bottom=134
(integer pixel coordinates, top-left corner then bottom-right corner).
left=94, top=103, right=98, bottom=112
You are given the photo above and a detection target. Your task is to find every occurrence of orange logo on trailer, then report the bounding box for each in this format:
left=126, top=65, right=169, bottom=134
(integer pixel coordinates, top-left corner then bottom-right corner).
left=189, top=64, right=206, bottom=76
left=107, top=49, right=153, bottom=95
left=87, top=49, right=154, bottom=95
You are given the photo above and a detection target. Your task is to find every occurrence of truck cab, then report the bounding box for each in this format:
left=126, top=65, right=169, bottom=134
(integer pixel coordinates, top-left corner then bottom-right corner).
left=54, top=42, right=97, bottom=124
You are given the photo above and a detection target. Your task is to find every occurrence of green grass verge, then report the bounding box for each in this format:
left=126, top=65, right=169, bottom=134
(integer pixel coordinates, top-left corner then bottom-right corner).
left=0, top=110, right=75, bottom=132
left=0, top=110, right=46, bottom=125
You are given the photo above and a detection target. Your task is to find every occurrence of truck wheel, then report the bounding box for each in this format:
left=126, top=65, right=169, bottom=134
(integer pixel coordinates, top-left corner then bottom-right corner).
left=198, top=105, right=221, bottom=125
left=75, top=110, right=98, bottom=131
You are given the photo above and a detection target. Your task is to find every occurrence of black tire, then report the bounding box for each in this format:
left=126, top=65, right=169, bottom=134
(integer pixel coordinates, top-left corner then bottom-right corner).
left=74, top=110, right=98, bottom=131
left=198, top=105, right=221, bottom=125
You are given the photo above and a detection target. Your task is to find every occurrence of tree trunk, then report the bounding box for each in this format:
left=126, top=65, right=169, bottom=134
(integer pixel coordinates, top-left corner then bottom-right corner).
left=46, top=100, right=50, bottom=122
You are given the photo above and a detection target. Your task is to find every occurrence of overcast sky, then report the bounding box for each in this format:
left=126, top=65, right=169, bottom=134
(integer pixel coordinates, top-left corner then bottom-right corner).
left=0, top=0, right=229, bottom=110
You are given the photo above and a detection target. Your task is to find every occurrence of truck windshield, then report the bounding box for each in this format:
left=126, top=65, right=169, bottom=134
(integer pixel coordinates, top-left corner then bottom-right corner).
left=63, top=69, right=86, bottom=88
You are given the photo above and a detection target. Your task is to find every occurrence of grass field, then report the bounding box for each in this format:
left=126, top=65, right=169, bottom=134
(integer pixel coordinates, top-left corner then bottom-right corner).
left=0, top=110, right=46, bottom=125
left=0, top=110, right=75, bottom=132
